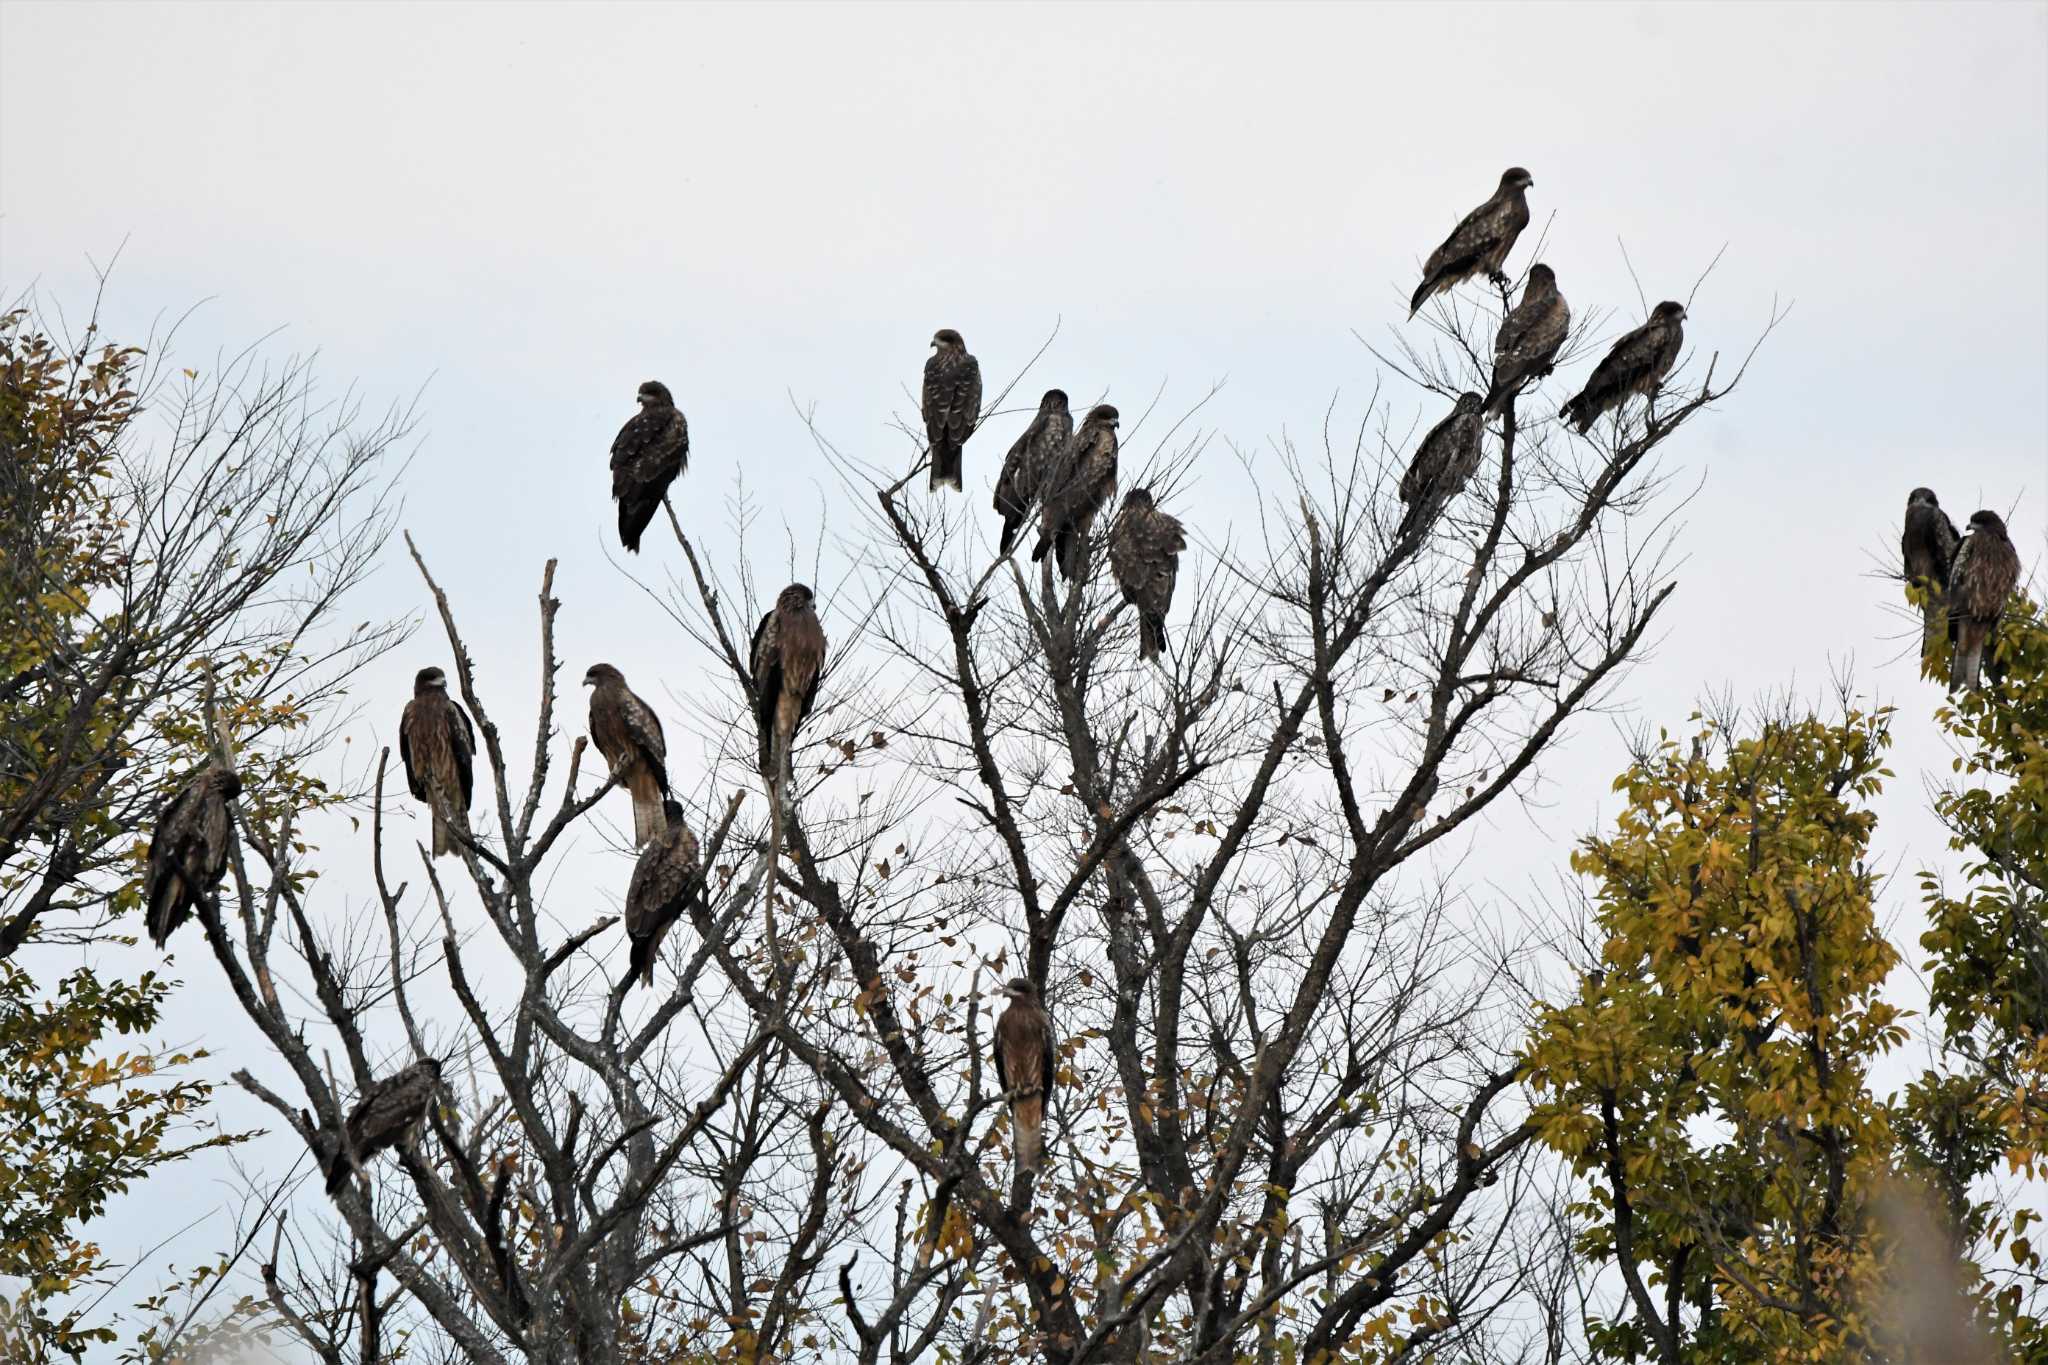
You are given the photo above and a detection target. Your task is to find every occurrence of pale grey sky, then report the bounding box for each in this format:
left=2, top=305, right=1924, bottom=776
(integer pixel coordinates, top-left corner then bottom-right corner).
left=4, top=1, right=2045, bottom=1350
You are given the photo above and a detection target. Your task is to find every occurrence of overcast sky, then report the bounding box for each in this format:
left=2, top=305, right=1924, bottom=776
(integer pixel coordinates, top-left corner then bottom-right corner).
left=4, top=1, right=2045, bottom=1349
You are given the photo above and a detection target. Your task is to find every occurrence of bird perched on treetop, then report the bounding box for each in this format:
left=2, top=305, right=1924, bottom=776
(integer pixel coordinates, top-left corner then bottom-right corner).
left=994, top=389, right=1073, bottom=556
left=1560, top=302, right=1686, bottom=435
left=1483, top=264, right=1570, bottom=417
left=144, top=764, right=243, bottom=948
left=1033, top=404, right=1120, bottom=581
left=1947, top=510, right=2020, bottom=693
left=1398, top=394, right=1486, bottom=540
left=751, top=584, right=828, bottom=786
left=610, top=381, right=689, bottom=553
left=400, top=666, right=475, bottom=859
left=1108, top=488, right=1187, bottom=662
left=1409, top=168, right=1534, bottom=318
left=325, top=1058, right=444, bottom=1197
left=584, top=664, right=669, bottom=847
left=993, top=977, right=1054, bottom=1174
left=1901, top=488, right=1961, bottom=665
left=922, top=329, right=982, bottom=492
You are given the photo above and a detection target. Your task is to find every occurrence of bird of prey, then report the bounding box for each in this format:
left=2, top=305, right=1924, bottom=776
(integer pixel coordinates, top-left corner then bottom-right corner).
left=1902, top=488, right=1962, bottom=662
left=1560, top=302, right=1687, bottom=435
left=584, top=664, right=669, bottom=846
left=1398, top=393, right=1486, bottom=539
left=400, top=666, right=475, bottom=859
left=1109, top=488, right=1187, bottom=662
left=923, top=329, right=982, bottom=492
left=1409, top=167, right=1534, bottom=318
left=610, top=381, right=689, bottom=553
left=325, top=1058, right=444, bottom=1197
left=624, top=799, right=701, bottom=991
left=144, top=765, right=242, bottom=947
left=1483, top=264, right=1571, bottom=416
left=1947, top=509, right=2020, bottom=692
left=993, top=977, right=1054, bottom=1173
left=1032, top=404, right=1120, bottom=581
left=994, top=389, right=1073, bottom=555
left=750, top=584, right=828, bottom=784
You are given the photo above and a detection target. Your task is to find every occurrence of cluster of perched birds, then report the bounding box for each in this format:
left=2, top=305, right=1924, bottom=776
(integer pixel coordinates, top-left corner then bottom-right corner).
left=1902, top=490, right=2021, bottom=691
left=131, top=165, right=2027, bottom=1195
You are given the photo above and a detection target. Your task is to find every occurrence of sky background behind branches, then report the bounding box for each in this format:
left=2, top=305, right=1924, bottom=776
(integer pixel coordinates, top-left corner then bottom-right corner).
left=3, top=1, right=2045, bottom=1345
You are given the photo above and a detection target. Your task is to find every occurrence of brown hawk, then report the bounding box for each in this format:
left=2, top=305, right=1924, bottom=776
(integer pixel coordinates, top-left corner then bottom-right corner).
left=1409, top=168, right=1533, bottom=317
left=1560, top=302, right=1686, bottom=435
left=400, top=665, right=475, bottom=858
left=1032, top=403, right=1120, bottom=581
left=1398, top=393, right=1486, bottom=539
left=144, top=764, right=242, bottom=947
left=1483, top=264, right=1570, bottom=416
left=325, top=1058, right=444, bottom=1196
left=1947, top=509, right=2020, bottom=692
left=1108, top=488, right=1187, bottom=662
left=993, top=977, right=1054, bottom=1173
left=584, top=663, right=669, bottom=846
left=625, top=800, right=702, bottom=991
left=1902, top=488, right=1961, bottom=662
left=751, top=584, right=827, bottom=784
left=994, top=389, right=1073, bottom=555
left=922, top=329, right=982, bottom=492
left=610, top=381, right=689, bottom=553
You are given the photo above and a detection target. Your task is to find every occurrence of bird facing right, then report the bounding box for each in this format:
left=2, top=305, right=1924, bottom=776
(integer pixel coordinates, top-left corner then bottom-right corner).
left=994, top=389, right=1073, bottom=556
left=584, top=663, right=670, bottom=847
left=1559, top=301, right=1687, bottom=435
left=1483, top=264, right=1570, bottom=417
left=751, top=584, right=828, bottom=785
left=1033, top=404, right=1121, bottom=581
left=1398, top=393, right=1486, bottom=540
left=993, top=977, right=1054, bottom=1174
left=1947, top=509, right=2020, bottom=692
left=1409, top=167, right=1534, bottom=318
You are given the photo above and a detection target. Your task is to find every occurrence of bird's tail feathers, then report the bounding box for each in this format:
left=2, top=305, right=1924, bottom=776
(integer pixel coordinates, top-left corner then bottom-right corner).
left=1408, top=275, right=1438, bottom=319
left=629, top=934, right=656, bottom=991
left=324, top=1148, right=353, bottom=1197
left=432, top=809, right=451, bottom=858
left=999, top=514, right=1023, bottom=557
left=930, top=443, right=962, bottom=491
left=1141, top=612, right=1167, bottom=661
left=146, top=873, right=184, bottom=948
left=628, top=769, right=666, bottom=846
left=1014, top=1095, right=1045, bottom=1173
left=1056, top=528, right=1078, bottom=581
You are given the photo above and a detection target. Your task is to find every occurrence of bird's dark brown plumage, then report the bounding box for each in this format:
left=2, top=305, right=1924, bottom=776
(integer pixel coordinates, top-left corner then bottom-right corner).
left=994, top=389, right=1073, bottom=555
left=610, top=381, right=689, bottom=553
left=144, top=765, right=242, bottom=948
left=1032, top=404, right=1120, bottom=581
left=751, top=584, right=827, bottom=782
left=1947, top=510, right=2020, bottom=692
left=1398, top=393, right=1486, bottom=539
left=923, top=329, right=982, bottom=492
left=1108, top=488, right=1187, bottom=662
left=1409, top=168, right=1534, bottom=318
left=400, top=666, right=475, bottom=859
left=1483, top=264, right=1570, bottom=416
left=585, top=663, right=669, bottom=846
left=625, top=799, right=701, bottom=990
left=993, top=977, right=1054, bottom=1173
left=1560, top=302, right=1686, bottom=435
left=325, top=1058, right=443, bottom=1196
left=1902, top=488, right=1962, bottom=665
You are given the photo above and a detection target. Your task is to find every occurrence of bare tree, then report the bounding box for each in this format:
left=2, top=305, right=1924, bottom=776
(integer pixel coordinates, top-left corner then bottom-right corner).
left=192, top=263, right=1771, bottom=1362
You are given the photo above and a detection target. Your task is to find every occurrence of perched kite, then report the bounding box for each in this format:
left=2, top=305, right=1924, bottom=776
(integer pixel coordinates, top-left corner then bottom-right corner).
left=750, top=584, right=827, bottom=783
left=1032, top=404, right=1120, bottom=581
left=994, top=389, right=1074, bottom=555
left=1560, top=302, right=1686, bottom=435
left=584, top=663, right=669, bottom=846
left=1398, top=393, right=1486, bottom=539
left=325, top=1058, right=444, bottom=1197
left=923, top=329, right=983, bottom=492
left=610, top=380, right=689, bottom=553
left=400, top=665, right=476, bottom=858
left=1483, top=264, right=1571, bottom=416
left=1108, top=488, right=1187, bottom=662
left=1947, top=509, right=2020, bottom=692
left=1901, top=488, right=1962, bottom=660
left=1409, top=167, right=1534, bottom=318
left=625, top=799, right=702, bottom=991
left=144, top=764, right=242, bottom=948
left=993, top=976, right=1054, bottom=1173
